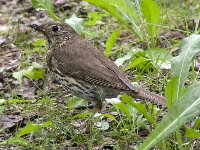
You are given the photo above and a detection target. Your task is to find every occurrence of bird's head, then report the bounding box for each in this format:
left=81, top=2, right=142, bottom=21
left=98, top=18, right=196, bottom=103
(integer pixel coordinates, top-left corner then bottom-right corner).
left=28, top=21, right=76, bottom=48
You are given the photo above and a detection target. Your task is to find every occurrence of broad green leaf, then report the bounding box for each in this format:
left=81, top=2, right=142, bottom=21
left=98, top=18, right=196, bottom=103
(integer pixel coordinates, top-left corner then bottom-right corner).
left=0, top=137, right=28, bottom=146
left=115, top=50, right=134, bottom=67
left=47, top=10, right=60, bottom=21
left=165, top=77, right=178, bottom=107
left=65, top=14, right=84, bottom=35
left=82, top=31, right=99, bottom=37
left=1, top=121, right=52, bottom=145
left=24, top=50, right=32, bottom=54
left=32, top=0, right=53, bottom=11
left=84, top=12, right=109, bottom=26
left=115, top=0, right=139, bottom=22
left=124, top=56, right=150, bottom=71
left=24, top=64, right=44, bottom=79
left=66, top=97, right=88, bottom=108
left=13, top=70, right=24, bottom=84
left=141, top=0, right=160, bottom=39
left=0, top=99, right=47, bottom=105
left=184, top=125, right=200, bottom=137
left=16, top=121, right=52, bottom=137
left=71, top=112, right=91, bottom=119
left=31, top=0, right=59, bottom=21
left=114, top=102, right=131, bottom=117
left=138, top=82, right=200, bottom=150
left=120, top=128, right=129, bottom=132
left=84, top=0, right=145, bottom=40
left=98, top=121, right=109, bottom=130
left=105, top=28, right=121, bottom=57
left=24, top=64, right=43, bottom=79
left=194, top=119, right=200, bottom=129
left=84, top=0, right=128, bottom=26
left=122, top=95, right=156, bottom=127
left=114, top=0, right=144, bottom=40
left=100, top=113, right=118, bottom=123
left=33, top=47, right=40, bottom=53
left=32, top=39, right=46, bottom=47
left=145, top=48, right=172, bottom=69
left=171, top=34, right=200, bottom=100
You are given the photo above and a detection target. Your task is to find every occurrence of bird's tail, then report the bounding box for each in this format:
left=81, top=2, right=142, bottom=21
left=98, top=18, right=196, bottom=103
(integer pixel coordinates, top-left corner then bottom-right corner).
left=125, top=86, right=166, bottom=106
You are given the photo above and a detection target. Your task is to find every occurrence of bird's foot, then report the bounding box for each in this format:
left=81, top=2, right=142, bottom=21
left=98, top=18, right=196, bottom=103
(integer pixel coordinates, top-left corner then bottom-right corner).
left=72, top=118, right=92, bottom=133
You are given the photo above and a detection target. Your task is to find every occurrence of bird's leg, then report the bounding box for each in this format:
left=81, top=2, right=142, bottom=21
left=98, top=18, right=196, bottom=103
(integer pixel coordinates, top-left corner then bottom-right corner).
left=73, top=101, right=102, bottom=132
left=84, top=101, right=102, bottom=132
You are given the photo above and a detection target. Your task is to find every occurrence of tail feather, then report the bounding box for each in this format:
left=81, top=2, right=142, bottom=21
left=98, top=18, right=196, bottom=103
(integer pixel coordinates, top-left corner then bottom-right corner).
left=125, top=87, right=166, bottom=106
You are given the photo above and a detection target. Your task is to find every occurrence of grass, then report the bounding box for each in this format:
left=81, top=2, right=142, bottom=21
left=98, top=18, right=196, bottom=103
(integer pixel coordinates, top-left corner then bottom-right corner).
left=0, top=0, right=200, bottom=149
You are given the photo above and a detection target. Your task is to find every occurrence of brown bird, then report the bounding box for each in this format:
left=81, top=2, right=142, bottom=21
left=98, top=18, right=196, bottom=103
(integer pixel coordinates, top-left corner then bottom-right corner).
left=29, top=21, right=165, bottom=124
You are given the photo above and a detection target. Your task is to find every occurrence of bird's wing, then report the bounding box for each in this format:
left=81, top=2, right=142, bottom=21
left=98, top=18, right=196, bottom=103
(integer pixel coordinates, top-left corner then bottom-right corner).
left=96, top=51, right=139, bottom=92
left=52, top=56, right=128, bottom=90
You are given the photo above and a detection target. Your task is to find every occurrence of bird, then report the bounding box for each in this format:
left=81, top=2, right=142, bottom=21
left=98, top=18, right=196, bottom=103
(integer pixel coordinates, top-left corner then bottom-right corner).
left=28, top=21, right=165, bottom=130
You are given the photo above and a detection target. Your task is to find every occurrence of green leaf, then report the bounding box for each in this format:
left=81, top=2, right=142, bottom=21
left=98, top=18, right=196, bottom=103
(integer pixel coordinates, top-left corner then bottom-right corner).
left=1, top=137, right=28, bottom=146
left=32, top=39, right=46, bottom=47
left=100, top=113, right=118, bottom=123
left=1, top=121, right=52, bottom=146
left=16, top=121, right=52, bottom=137
left=84, top=12, right=109, bottom=26
left=145, top=48, right=172, bottom=69
left=84, top=0, right=145, bottom=40
left=0, top=99, right=47, bottom=105
left=82, top=31, right=99, bottom=37
left=124, top=56, right=150, bottom=71
left=84, top=0, right=128, bottom=26
left=0, top=99, right=33, bottom=105
left=194, top=119, right=200, bottom=129
left=141, top=0, right=160, bottom=39
left=165, top=77, right=179, bottom=107
left=184, top=125, right=200, bottom=138
left=32, top=0, right=53, bottom=11
left=24, top=50, right=32, bottom=54
left=71, top=112, right=91, bottom=119
left=13, top=64, right=44, bottom=82
left=115, top=50, right=134, bottom=67
left=105, top=28, right=121, bottom=57
left=13, top=70, right=25, bottom=84
left=122, top=95, right=156, bottom=127
left=66, top=97, right=88, bottom=108
left=65, top=14, right=84, bottom=35
left=98, top=121, right=109, bottom=130
left=31, top=0, right=59, bottom=21
left=114, top=102, right=131, bottom=117
left=24, top=64, right=44, bottom=79
left=171, top=34, right=200, bottom=100
left=138, top=82, right=200, bottom=150
left=115, top=48, right=143, bottom=67
left=114, top=0, right=144, bottom=40
left=47, top=10, right=60, bottom=21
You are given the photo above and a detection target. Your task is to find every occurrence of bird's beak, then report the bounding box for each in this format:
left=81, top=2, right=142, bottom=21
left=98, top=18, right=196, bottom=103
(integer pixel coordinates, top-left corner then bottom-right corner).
left=28, top=24, right=43, bottom=32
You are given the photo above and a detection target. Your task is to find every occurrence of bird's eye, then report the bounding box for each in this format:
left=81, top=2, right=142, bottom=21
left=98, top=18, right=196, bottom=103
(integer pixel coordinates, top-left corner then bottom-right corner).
left=52, top=25, right=59, bottom=32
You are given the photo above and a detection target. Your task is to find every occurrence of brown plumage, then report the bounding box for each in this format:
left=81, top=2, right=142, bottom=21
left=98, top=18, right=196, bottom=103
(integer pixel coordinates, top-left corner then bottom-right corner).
left=29, top=21, right=166, bottom=110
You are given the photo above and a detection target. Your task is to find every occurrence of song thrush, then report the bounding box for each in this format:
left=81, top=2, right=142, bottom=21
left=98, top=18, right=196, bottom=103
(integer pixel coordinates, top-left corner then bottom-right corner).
left=29, top=21, right=165, bottom=113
